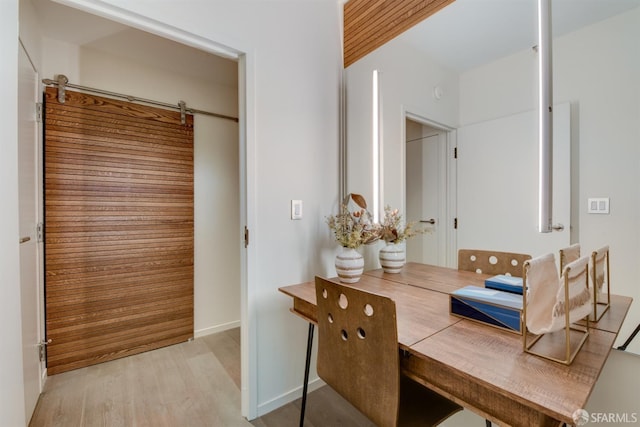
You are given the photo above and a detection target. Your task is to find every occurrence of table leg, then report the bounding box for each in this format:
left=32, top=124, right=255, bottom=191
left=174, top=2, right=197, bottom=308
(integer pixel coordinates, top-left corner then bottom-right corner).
left=299, top=322, right=314, bottom=427
left=617, top=322, right=640, bottom=351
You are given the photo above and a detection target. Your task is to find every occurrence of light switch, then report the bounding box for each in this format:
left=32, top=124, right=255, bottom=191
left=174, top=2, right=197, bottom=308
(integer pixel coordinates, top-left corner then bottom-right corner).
left=291, top=200, right=303, bottom=220
left=587, top=197, right=609, bottom=214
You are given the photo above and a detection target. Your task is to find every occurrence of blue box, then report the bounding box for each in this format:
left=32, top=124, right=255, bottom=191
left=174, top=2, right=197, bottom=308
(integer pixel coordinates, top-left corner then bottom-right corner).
left=484, top=275, right=524, bottom=295
left=450, top=286, right=523, bottom=334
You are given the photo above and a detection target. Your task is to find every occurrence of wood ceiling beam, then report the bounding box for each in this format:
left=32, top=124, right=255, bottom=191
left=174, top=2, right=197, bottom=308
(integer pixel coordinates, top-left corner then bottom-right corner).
left=343, top=0, right=456, bottom=68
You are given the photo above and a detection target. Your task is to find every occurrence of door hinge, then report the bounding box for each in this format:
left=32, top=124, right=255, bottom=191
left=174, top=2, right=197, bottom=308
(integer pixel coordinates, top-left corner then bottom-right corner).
left=36, top=102, right=43, bottom=123
left=453, top=147, right=458, bottom=159
left=244, top=226, right=249, bottom=248
left=38, top=339, right=52, bottom=362
left=37, top=222, right=44, bottom=243
left=454, top=218, right=458, bottom=229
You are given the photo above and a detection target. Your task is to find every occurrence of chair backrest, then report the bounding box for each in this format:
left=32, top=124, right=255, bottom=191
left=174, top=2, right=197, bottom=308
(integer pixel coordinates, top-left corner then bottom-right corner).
left=458, top=249, right=531, bottom=277
left=559, top=243, right=581, bottom=272
left=315, top=276, right=400, bottom=427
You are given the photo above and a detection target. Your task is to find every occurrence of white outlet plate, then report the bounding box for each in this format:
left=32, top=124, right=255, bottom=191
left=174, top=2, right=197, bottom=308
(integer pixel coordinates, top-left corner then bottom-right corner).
left=587, top=197, right=609, bottom=214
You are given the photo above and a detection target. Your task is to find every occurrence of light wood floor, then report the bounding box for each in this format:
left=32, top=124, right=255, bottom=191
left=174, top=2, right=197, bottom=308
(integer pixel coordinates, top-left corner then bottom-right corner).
left=28, top=328, right=379, bottom=427
left=29, top=326, right=638, bottom=427
left=30, top=329, right=249, bottom=427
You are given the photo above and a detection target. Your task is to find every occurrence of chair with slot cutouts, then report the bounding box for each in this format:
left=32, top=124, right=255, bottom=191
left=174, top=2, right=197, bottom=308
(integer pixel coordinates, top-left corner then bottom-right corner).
left=458, top=249, right=531, bottom=277
left=314, top=276, right=462, bottom=427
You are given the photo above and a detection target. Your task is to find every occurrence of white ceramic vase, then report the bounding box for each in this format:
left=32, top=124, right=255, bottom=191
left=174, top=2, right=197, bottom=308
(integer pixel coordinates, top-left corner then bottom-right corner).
left=335, top=247, right=364, bottom=283
left=379, top=242, right=406, bottom=273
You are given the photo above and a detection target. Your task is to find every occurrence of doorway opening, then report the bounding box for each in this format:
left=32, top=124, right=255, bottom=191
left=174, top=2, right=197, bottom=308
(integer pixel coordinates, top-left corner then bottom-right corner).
left=404, top=113, right=456, bottom=267
left=25, top=0, right=252, bottom=419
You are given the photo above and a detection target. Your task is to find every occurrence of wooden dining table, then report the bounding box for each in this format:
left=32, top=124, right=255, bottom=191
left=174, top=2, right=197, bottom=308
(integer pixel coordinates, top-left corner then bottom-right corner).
left=279, top=262, right=632, bottom=427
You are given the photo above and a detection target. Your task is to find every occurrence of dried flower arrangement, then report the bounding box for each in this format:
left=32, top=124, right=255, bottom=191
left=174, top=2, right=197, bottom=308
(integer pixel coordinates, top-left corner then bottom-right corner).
left=326, top=193, right=381, bottom=249
left=379, top=205, right=428, bottom=244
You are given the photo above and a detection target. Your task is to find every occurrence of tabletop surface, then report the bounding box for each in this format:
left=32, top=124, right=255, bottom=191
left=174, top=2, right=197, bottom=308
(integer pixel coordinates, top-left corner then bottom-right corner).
left=278, top=262, right=633, bottom=426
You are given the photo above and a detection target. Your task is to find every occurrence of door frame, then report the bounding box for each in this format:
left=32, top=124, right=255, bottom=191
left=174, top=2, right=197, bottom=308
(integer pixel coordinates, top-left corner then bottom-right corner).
left=40, top=0, right=257, bottom=418
left=18, top=40, right=46, bottom=420
left=402, top=110, right=457, bottom=267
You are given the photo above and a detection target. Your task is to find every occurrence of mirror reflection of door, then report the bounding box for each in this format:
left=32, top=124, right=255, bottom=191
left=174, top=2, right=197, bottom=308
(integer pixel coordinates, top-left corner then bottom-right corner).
left=405, top=118, right=449, bottom=266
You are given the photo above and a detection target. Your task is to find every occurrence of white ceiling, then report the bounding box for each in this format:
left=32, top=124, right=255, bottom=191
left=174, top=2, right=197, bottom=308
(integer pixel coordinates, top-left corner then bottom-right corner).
left=31, top=0, right=640, bottom=77
left=397, top=0, right=640, bottom=72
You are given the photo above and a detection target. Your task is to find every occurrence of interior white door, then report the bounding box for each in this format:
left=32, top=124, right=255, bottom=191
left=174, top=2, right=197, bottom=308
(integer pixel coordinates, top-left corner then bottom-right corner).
left=406, top=121, right=448, bottom=266
left=18, top=44, right=43, bottom=420
left=456, top=103, right=571, bottom=259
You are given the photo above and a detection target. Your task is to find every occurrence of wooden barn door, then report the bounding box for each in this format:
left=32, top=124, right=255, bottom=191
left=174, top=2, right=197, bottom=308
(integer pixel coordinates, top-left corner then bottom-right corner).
left=43, top=87, right=194, bottom=375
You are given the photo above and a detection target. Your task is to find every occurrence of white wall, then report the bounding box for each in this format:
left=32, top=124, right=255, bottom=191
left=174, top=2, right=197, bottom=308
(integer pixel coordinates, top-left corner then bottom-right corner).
left=1, top=0, right=27, bottom=424
left=459, top=8, right=640, bottom=354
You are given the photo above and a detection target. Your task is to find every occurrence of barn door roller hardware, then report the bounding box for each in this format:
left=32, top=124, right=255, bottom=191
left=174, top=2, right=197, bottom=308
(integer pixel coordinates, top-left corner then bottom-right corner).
left=42, top=74, right=239, bottom=124
left=55, top=74, right=68, bottom=103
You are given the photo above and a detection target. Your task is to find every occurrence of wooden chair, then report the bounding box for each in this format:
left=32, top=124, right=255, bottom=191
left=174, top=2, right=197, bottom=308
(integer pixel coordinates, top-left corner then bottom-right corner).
left=559, top=243, right=580, bottom=272
left=315, top=276, right=462, bottom=427
left=458, top=249, right=531, bottom=277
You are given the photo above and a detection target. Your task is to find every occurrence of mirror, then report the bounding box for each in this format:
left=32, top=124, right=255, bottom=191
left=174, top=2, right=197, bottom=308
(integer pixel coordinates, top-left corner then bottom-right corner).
left=344, top=0, right=640, bottom=353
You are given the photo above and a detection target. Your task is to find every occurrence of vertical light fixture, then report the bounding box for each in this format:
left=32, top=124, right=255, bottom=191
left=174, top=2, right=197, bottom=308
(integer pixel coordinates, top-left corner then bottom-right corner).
left=372, top=69, right=381, bottom=222
left=538, top=0, right=553, bottom=233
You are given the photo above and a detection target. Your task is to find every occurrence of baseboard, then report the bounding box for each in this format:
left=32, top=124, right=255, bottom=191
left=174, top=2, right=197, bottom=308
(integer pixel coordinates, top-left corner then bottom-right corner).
left=194, top=320, right=241, bottom=338
left=255, top=377, right=325, bottom=418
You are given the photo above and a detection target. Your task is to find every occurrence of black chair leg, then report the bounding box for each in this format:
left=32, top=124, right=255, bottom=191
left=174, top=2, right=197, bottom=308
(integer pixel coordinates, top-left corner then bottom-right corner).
left=485, top=420, right=492, bottom=427
left=299, top=323, right=314, bottom=427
